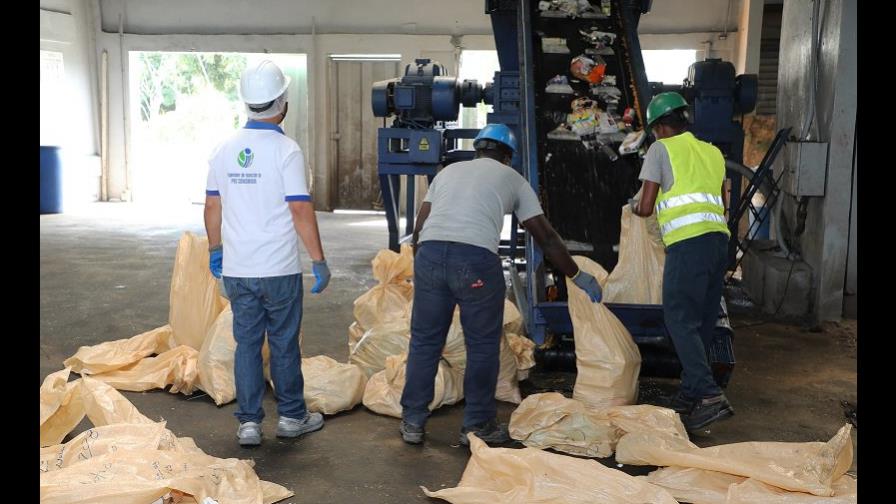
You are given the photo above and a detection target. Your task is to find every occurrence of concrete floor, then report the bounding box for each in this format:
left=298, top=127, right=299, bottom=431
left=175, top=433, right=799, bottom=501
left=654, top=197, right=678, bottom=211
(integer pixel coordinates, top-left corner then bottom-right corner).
left=40, top=203, right=857, bottom=503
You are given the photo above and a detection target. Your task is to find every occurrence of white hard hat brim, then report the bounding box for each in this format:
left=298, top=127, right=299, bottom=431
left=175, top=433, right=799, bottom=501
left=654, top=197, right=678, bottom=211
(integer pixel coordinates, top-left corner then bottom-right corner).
left=240, top=74, right=291, bottom=105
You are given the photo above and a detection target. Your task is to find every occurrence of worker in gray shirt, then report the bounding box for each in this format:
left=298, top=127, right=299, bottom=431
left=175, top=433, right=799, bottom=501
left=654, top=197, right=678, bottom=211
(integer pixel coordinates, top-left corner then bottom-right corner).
left=399, top=124, right=603, bottom=446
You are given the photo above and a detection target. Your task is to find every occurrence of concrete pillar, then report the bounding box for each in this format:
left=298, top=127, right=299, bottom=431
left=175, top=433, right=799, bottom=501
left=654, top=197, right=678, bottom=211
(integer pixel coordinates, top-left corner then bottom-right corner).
left=773, top=0, right=856, bottom=322
left=735, top=0, right=764, bottom=75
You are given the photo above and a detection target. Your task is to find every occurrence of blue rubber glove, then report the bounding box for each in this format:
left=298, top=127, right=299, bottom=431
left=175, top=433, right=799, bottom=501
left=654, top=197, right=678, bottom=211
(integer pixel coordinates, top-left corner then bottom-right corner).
left=311, top=260, right=331, bottom=294
left=209, top=245, right=223, bottom=279
left=572, top=269, right=603, bottom=303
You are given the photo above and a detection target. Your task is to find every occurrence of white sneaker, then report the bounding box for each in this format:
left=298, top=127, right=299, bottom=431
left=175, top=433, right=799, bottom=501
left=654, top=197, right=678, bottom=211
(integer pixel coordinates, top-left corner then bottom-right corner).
left=276, top=412, right=324, bottom=438
left=237, top=421, right=262, bottom=446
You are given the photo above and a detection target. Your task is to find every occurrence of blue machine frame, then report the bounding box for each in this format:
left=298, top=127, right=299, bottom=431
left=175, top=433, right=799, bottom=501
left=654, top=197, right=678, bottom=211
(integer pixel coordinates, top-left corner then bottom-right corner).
left=509, top=0, right=672, bottom=345
left=377, top=127, right=485, bottom=251
left=375, top=1, right=742, bottom=386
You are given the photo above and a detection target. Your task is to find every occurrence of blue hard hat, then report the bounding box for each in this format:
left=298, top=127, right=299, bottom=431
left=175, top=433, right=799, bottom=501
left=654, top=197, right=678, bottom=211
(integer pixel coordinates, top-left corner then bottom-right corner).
left=473, top=124, right=518, bottom=155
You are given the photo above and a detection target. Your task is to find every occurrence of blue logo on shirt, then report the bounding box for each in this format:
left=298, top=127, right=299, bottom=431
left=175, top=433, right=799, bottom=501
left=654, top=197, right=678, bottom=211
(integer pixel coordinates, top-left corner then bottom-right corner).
left=237, top=148, right=254, bottom=168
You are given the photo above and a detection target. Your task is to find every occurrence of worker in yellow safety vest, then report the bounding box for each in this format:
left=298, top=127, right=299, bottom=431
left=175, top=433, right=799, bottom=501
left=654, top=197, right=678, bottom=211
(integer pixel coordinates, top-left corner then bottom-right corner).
left=629, top=91, right=734, bottom=432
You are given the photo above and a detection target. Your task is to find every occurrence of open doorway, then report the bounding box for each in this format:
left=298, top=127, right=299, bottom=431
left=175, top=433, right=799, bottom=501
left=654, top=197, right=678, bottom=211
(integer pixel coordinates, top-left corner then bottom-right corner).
left=641, top=49, right=698, bottom=84
left=328, top=54, right=401, bottom=210
left=128, top=52, right=309, bottom=206
left=458, top=50, right=500, bottom=150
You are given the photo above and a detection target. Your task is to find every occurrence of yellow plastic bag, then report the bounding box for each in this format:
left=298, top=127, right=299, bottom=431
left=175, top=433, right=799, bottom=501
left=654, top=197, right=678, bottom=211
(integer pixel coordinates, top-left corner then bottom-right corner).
left=40, top=368, right=74, bottom=424
left=506, top=332, right=535, bottom=380
left=604, top=205, right=666, bottom=304
left=440, top=301, right=528, bottom=367
left=40, top=369, right=87, bottom=447
left=642, top=466, right=742, bottom=504
left=39, top=431, right=292, bottom=504
left=349, top=320, right=411, bottom=377
left=566, top=256, right=641, bottom=407
left=643, top=466, right=857, bottom=504
left=509, top=392, right=619, bottom=457
left=169, top=232, right=228, bottom=350
left=302, top=355, right=367, bottom=415
left=197, top=306, right=238, bottom=405
left=39, top=379, right=292, bottom=503
left=348, top=321, right=365, bottom=354
left=40, top=372, right=153, bottom=447
left=197, top=306, right=284, bottom=406
left=88, top=345, right=200, bottom=394
left=616, top=424, right=854, bottom=496
left=411, top=327, right=523, bottom=404
left=509, top=392, right=687, bottom=458
left=40, top=422, right=174, bottom=472
left=495, top=333, right=523, bottom=404
left=63, top=325, right=174, bottom=375
left=493, top=301, right=533, bottom=401
left=438, top=300, right=532, bottom=403
left=79, top=376, right=155, bottom=428
left=728, top=474, right=857, bottom=504
left=352, top=245, right=414, bottom=331
left=362, top=352, right=463, bottom=418
left=440, top=309, right=467, bottom=370
left=503, top=297, right=524, bottom=334
left=422, top=434, right=679, bottom=504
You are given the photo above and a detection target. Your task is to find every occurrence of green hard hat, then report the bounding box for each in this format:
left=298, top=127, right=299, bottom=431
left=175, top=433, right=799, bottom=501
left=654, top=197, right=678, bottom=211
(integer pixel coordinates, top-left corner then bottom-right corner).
left=646, top=92, right=688, bottom=127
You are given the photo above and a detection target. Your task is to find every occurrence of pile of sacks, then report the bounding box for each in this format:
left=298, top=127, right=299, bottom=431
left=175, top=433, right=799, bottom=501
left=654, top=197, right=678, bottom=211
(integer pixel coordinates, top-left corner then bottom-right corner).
left=504, top=392, right=856, bottom=503
left=602, top=204, right=665, bottom=305
left=349, top=245, right=536, bottom=418
left=58, top=233, right=534, bottom=426
left=424, top=207, right=856, bottom=503
left=424, top=424, right=856, bottom=504
left=39, top=368, right=293, bottom=503
left=61, top=232, right=368, bottom=415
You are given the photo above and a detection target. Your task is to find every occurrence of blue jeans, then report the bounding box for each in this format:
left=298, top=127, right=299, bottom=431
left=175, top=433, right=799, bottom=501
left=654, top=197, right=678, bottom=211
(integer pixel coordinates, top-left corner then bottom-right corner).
left=663, top=232, right=728, bottom=399
left=400, top=241, right=506, bottom=429
left=223, top=274, right=306, bottom=424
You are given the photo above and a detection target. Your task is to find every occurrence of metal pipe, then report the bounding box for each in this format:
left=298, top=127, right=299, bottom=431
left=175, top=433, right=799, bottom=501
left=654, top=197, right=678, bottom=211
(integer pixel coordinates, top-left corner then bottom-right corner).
left=310, top=16, right=318, bottom=198
left=800, top=0, right=824, bottom=141
left=722, top=0, right=733, bottom=38
left=100, top=50, right=109, bottom=202
left=773, top=190, right=791, bottom=257
left=118, top=13, right=131, bottom=201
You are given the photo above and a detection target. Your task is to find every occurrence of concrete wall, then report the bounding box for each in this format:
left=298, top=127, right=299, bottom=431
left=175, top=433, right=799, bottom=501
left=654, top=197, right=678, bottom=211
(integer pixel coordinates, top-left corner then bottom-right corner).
left=776, top=0, right=856, bottom=321
left=102, top=0, right=744, bottom=37
left=639, top=0, right=745, bottom=62
left=94, top=29, right=495, bottom=207
left=735, top=0, right=764, bottom=74
left=50, top=0, right=756, bottom=209
left=639, top=0, right=741, bottom=34
left=40, top=1, right=102, bottom=205
left=98, top=0, right=494, bottom=35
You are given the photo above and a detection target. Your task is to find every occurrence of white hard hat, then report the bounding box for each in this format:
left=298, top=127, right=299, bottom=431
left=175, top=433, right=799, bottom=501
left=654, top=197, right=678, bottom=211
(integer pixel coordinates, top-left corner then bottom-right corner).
left=239, top=60, right=291, bottom=105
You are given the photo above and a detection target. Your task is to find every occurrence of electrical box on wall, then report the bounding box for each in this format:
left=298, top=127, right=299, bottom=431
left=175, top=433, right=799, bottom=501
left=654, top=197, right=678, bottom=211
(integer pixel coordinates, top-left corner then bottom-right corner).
left=781, top=141, right=828, bottom=197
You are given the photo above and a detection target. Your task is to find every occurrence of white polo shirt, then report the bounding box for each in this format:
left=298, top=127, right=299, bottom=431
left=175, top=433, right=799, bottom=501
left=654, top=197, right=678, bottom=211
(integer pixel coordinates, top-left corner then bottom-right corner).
left=206, top=121, right=311, bottom=278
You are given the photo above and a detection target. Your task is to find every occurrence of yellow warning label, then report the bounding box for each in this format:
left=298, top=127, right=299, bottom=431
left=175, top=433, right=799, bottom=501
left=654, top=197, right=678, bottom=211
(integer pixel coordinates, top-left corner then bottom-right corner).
left=419, top=138, right=430, bottom=151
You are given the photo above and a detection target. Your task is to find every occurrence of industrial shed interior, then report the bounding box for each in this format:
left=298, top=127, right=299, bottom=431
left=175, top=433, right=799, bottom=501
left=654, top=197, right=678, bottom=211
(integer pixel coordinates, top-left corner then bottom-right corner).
left=40, top=1, right=857, bottom=503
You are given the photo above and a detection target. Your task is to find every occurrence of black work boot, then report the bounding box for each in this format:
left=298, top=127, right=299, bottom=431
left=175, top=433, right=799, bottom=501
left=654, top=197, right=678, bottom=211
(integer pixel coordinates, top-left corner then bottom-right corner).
left=459, top=419, right=510, bottom=446
left=681, top=393, right=735, bottom=432
left=400, top=420, right=425, bottom=444
left=653, top=391, right=694, bottom=414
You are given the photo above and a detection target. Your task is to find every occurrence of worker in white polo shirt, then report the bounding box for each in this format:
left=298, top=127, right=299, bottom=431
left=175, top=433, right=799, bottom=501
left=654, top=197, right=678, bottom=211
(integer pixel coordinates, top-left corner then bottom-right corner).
left=204, top=60, right=331, bottom=447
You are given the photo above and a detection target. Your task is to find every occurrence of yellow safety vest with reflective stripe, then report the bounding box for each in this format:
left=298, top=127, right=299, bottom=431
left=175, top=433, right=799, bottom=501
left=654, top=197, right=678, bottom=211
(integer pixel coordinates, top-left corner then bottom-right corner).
left=655, top=132, right=730, bottom=247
